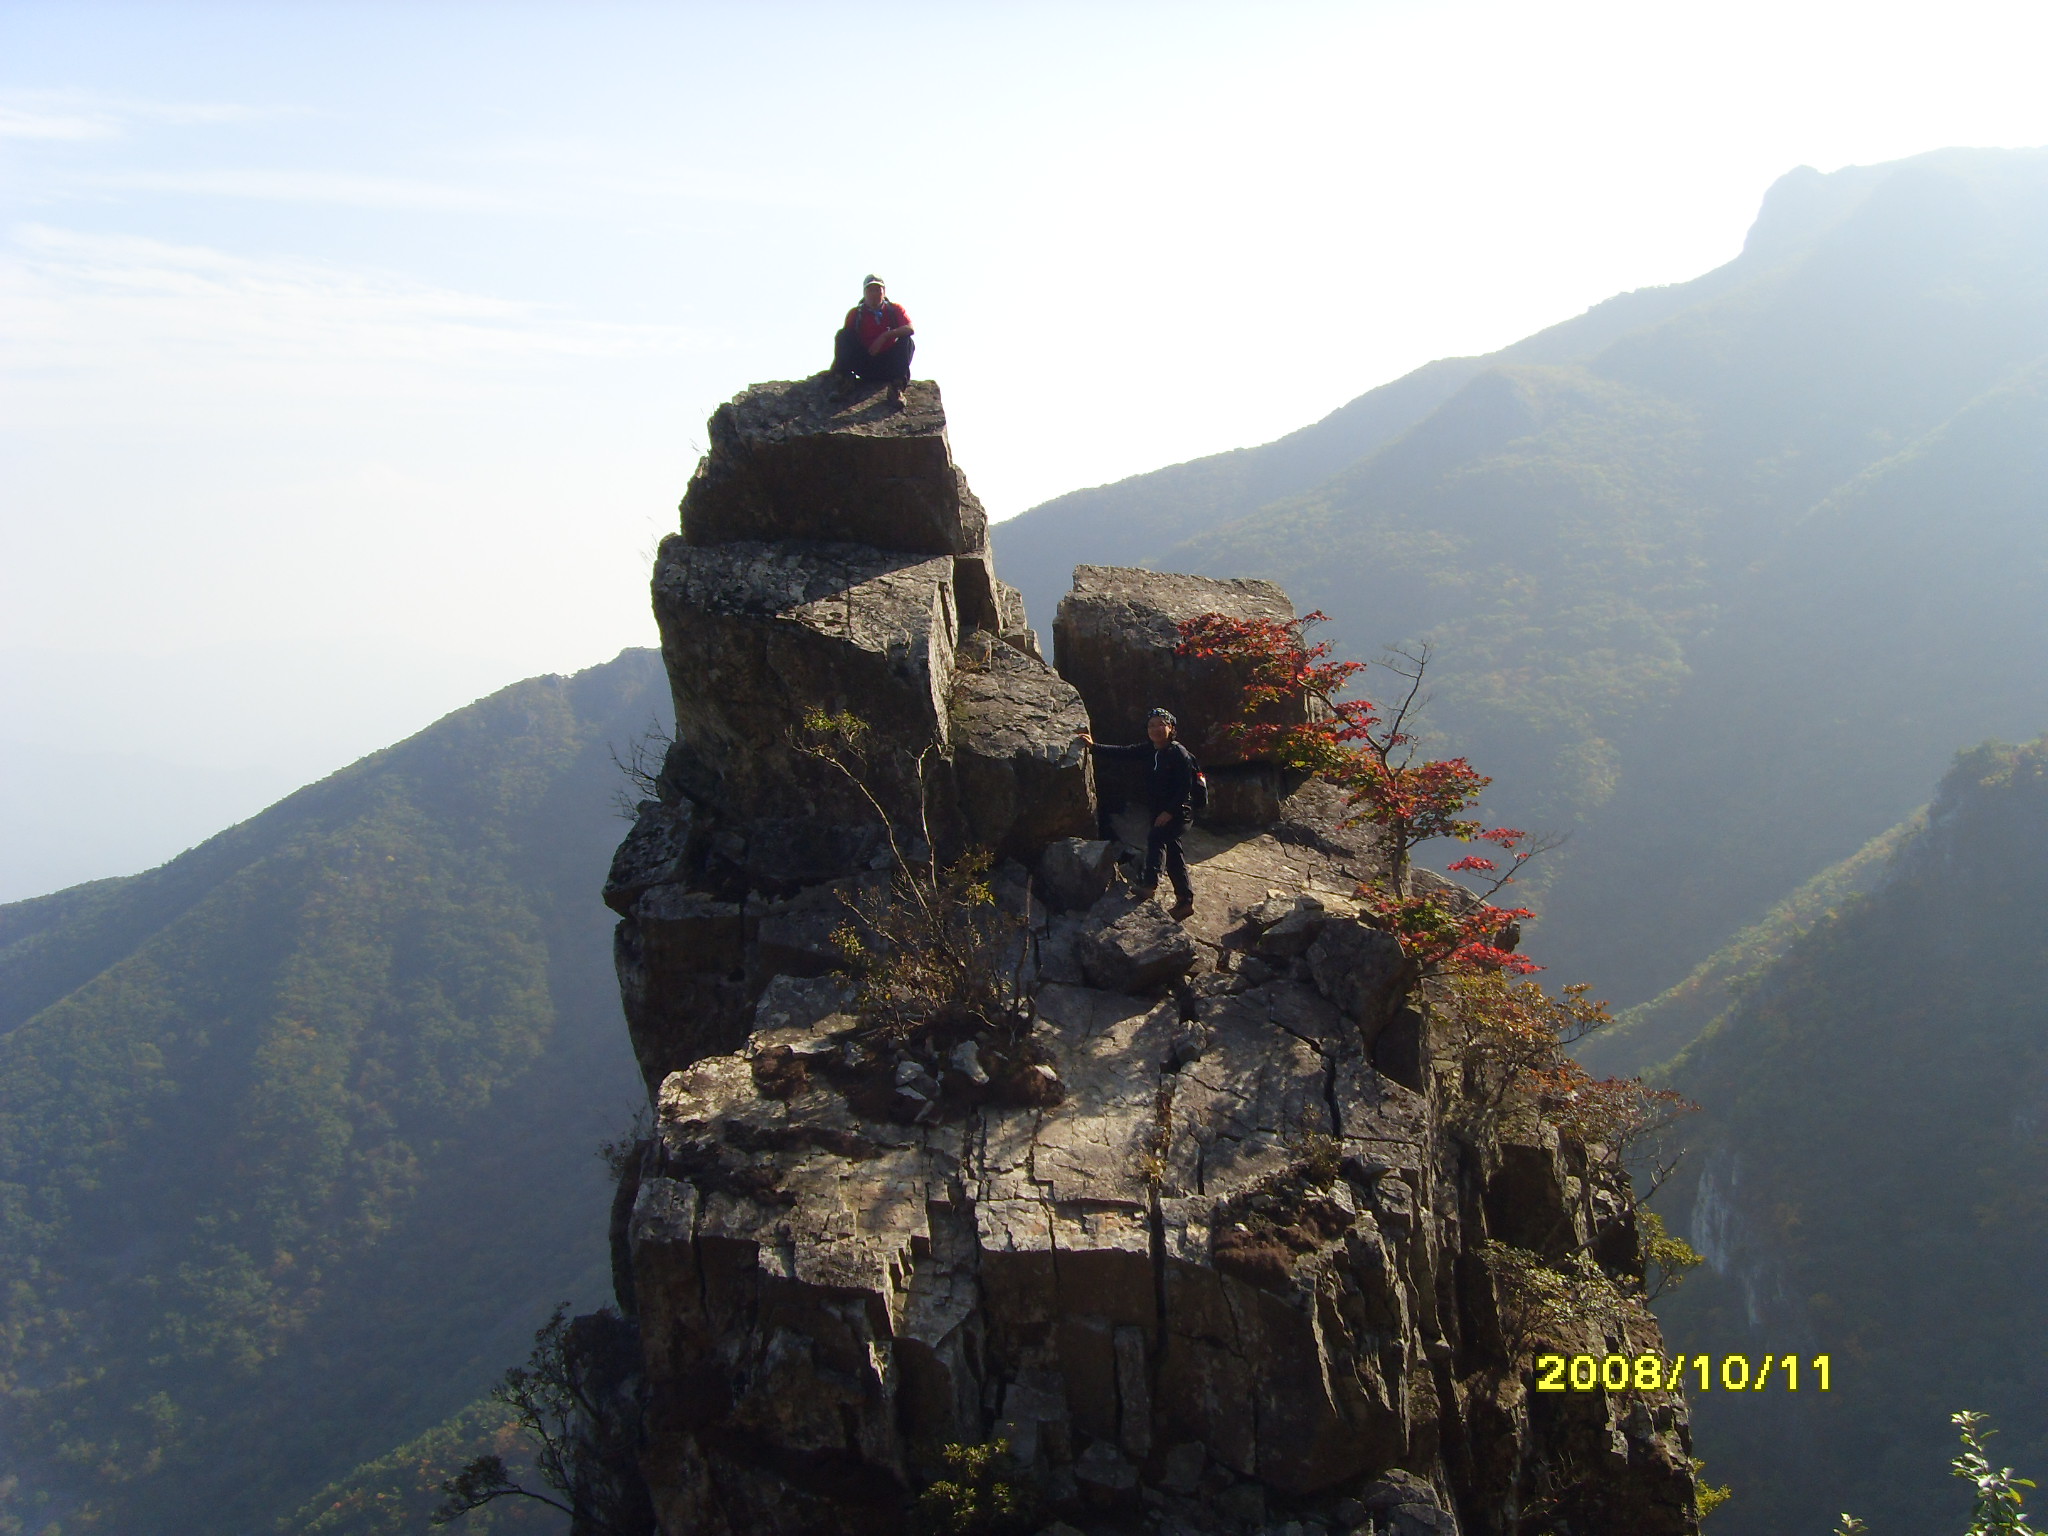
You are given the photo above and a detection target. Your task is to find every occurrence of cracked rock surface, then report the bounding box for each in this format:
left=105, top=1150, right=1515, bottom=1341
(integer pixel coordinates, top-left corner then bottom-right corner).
left=622, top=792, right=1696, bottom=1536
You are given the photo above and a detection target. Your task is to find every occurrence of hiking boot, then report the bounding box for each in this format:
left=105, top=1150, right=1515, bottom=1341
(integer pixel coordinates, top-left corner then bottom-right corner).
left=1130, top=880, right=1159, bottom=900
left=1170, top=895, right=1196, bottom=921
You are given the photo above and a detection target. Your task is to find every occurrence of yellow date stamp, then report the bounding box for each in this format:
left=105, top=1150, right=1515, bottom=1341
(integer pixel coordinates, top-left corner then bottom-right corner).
left=1534, top=1353, right=1833, bottom=1393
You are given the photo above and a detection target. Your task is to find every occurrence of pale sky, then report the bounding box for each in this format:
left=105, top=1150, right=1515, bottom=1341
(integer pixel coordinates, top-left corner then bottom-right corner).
left=6, top=0, right=2048, bottom=898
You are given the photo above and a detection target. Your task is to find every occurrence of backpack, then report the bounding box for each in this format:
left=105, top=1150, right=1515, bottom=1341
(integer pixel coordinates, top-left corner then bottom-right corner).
left=1189, top=757, right=1209, bottom=814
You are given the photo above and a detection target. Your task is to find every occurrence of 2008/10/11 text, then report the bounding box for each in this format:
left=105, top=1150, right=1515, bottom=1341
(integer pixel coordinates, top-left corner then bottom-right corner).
left=1534, top=1354, right=1833, bottom=1393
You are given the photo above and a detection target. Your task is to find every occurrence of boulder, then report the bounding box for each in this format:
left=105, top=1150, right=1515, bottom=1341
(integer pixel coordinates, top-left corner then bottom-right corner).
left=678, top=375, right=988, bottom=557
left=946, top=642, right=1096, bottom=862
left=1077, top=900, right=1198, bottom=992
left=1038, top=837, right=1119, bottom=912
left=993, top=577, right=1043, bottom=661
left=603, top=798, right=696, bottom=916
left=652, top=538, right=958, bottom=883
left=1306, top=918, right=1411, bottom=1034
left=1246, top=893, right=1331, bottom=960
left=1051, top=565, right=1313, bottom=767
left=1362, top=1473, right=1461, bottom=1536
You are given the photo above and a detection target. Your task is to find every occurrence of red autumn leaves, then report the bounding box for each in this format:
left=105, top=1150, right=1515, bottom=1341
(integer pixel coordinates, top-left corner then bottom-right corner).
left=1175, top=610, right=1537, bottom=976
left=1178, top=610, right=1700, bottom=1249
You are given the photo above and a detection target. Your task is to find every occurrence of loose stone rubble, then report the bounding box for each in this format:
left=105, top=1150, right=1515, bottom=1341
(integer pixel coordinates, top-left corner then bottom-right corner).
left=602, top=373, right=1701, bottom=1536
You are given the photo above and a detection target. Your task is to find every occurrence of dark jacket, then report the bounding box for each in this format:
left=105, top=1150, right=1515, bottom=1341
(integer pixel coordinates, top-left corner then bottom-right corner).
left=1093, top=740, right=1197, bottom=816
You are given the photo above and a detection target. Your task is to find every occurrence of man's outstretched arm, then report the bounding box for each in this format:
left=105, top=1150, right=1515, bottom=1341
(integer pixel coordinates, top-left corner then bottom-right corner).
left=1077, top=732, right=1146, bottom=760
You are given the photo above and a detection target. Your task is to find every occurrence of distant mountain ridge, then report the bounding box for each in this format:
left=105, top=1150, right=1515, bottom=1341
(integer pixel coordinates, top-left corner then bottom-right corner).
left=995, top=146, right=2048, bottom=1003
left=0, top=650, right=662, bottom=1535
left=1651, top=737, right=2048, bottom=1535
left=995, top=355, right=1485, bottom=628
left=1582, top=811, right=1922, bottom=1080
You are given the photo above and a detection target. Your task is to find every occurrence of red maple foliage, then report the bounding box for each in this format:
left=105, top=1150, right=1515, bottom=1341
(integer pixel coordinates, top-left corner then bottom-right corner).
left=1176, top=611, right=1541, bottom=976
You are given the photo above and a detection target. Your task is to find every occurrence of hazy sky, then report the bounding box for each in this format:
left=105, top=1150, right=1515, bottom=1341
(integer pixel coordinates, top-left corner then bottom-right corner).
left=6, top=0, right=2048, bottom=897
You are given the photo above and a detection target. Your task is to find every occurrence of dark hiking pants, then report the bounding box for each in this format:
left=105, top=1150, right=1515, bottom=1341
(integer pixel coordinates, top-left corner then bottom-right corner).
left=832, top=328, right=914, bottom=382
left=1144, top=812, right=1192, bottom=900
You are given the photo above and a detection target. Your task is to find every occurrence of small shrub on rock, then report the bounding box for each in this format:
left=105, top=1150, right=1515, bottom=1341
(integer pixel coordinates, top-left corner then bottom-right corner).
left=1480, top=1241, right=1627, bottom=1358
left=1175, top=614, right=1544, bottom=973
left=911, top=1440, right=1037, bottom=1536
left=790, top=708, right=1032, bottom=1081
left=1212, top=1151, right=1357, bottom=1291
left=1439, top=973, right=1613, bottom=1132
left=830, top=846, right=1027, bottom=1046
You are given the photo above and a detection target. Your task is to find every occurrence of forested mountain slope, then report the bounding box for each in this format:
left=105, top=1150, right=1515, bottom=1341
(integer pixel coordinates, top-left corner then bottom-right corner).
left=996, top=148, right=2048, bottom=1003
left=0, top=650, right=662, bottom=1535
left=992, top=223, right=1753, bottom=636
left=1580, top=810, right=1920, bottom=1079
left=994, top=355, right=1484, bottom=627
left=1652, top=739, right=2048, bottom=1535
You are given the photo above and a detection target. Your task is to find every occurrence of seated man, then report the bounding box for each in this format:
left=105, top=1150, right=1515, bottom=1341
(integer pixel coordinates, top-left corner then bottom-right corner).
left=832, top=274, right=916, bottom=401
left=1078, top=708, right=1198, bottom=919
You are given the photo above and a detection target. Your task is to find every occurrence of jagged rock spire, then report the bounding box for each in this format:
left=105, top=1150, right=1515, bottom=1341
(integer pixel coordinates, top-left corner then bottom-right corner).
left=602, top=377, right=1700, bottom=1536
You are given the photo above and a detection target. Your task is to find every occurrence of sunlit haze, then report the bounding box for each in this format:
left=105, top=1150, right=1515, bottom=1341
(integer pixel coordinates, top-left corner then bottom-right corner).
left=6, top=0, right=2048, bottom=897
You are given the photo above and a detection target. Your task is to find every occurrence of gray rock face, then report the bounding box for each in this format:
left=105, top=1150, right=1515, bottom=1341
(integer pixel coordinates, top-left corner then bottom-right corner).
left=614, top=767, right=1694, bottom=1532
left=1308, top=918, right=1413, bottom=1035
left=615, top=383, right=1111, bottom=1101
left=993, top=577, right=1043, bottom=661
left=655, top=540, right=958, bottom=802
left=1052, top=565, right=1314, bottom=767
left=947, top=641, right=1096, bottom=861
left=656, top=376, right=1075, bottom=881
left=604, top=799, right=696, bottom=916
left=1204, top=760, right=1309, bottom=827
left=1038, top=837, right=1119, bottom=912
left=679, top=376, right=988, bottom=556
left=623, top=894, right=1695, bottom=1535
left=614, top=888, right=750, bottom=1090
left=651, top=538, right=961, bottom=887
left=629, top=966, right=1439, bottom=1536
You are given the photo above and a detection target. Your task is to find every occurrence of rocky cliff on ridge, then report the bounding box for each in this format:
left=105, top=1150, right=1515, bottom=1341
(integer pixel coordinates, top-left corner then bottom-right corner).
left=599, top=373, right=1700, bottom=1536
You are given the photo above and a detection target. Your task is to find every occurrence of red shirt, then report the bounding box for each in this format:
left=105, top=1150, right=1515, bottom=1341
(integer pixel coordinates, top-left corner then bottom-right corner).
left=846, top=300, right=910, bottom=351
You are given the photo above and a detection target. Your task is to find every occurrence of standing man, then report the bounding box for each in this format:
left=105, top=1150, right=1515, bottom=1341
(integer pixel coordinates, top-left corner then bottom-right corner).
left=832, top=274, right=916, bottom=404
left=1079, top=708, right=1198, bottom=919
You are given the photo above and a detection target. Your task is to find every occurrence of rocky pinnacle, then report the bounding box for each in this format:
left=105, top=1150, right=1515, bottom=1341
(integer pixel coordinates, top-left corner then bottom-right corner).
left=598, top=373, right=1700, bottom=1536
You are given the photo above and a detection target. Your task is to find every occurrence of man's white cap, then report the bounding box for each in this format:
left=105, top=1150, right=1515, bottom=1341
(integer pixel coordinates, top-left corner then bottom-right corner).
left=863, top=273, right=885, bottom=288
